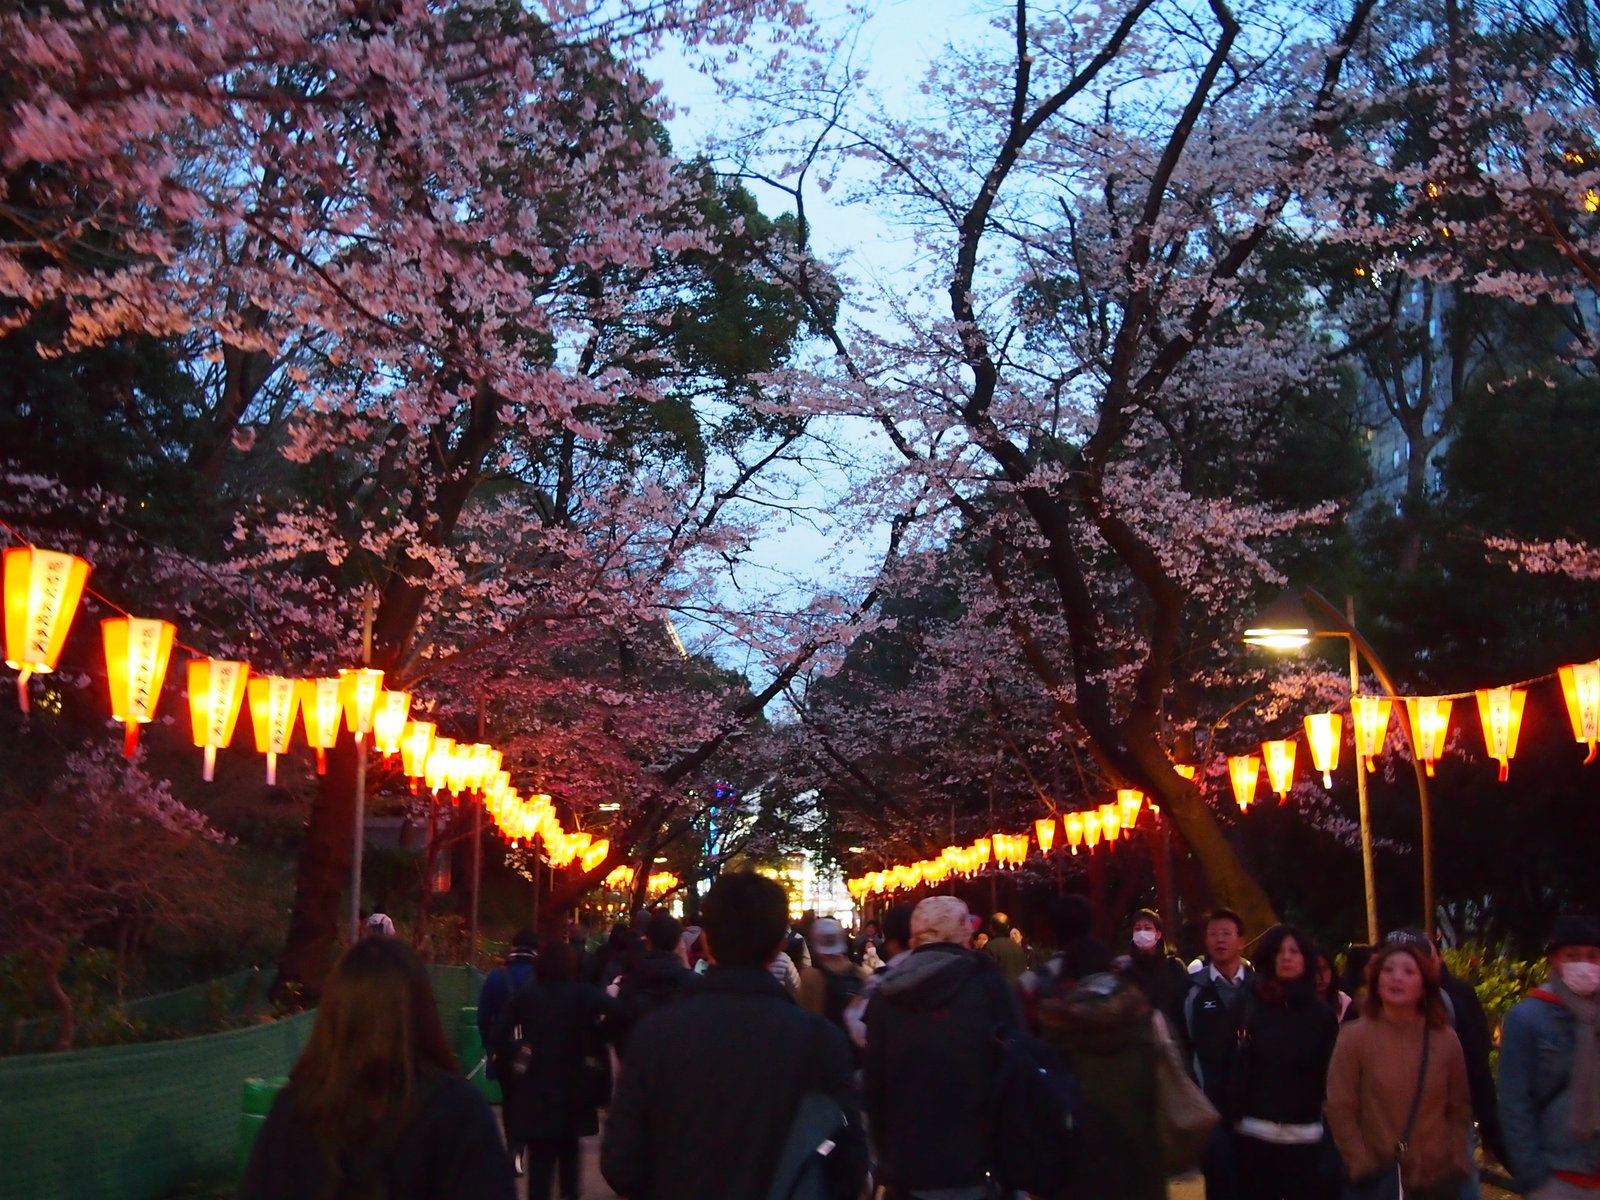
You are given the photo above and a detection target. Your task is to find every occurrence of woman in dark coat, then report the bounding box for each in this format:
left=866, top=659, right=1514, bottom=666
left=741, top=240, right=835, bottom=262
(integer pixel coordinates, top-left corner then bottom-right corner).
left=1230, top=925, right=1341, bottom=1200
left=497, top=939, right=617, bottom=1200
left=240, top=938, right=514, bottom=1200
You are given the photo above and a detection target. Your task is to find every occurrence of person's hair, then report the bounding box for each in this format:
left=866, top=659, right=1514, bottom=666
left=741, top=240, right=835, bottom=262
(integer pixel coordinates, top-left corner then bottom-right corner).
left=1204, top=908, right=1245, bottom=937
left=1255, top=924, right=1317, bottom=985
left=290, top=938, right=457, bottom=1144
left=643, top=909, right=683, bottom=953
left=989, top=914, right=1011, bottom=937
left=881, top=904, right=913, bottom=951
left=1339, top=943, right=1373, bottom=995
left=1315, top=950, right=1342, bottom=1005
left=537, top=940, right=579, bottom=982
left=1129, top=907, right=1163, bottom=931
left=1360, top=943, right=1449, bottom=1027
left=1041, top=893, right=1094, bottom=946
left=701, top=872, right=789, bottom=968
left=510, top=927, right=538, bottom=951
left=605, top=922, right=632, bottom=954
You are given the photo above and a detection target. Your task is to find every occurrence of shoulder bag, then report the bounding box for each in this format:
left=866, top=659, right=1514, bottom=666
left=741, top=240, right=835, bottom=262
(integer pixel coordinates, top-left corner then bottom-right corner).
left=1152, top=1008, right=1221, bottom=1174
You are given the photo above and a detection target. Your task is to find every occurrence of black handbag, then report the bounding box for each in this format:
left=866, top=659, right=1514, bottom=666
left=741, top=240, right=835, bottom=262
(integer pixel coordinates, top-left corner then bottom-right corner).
left=1343, top=1028, right=1431, bottom=1200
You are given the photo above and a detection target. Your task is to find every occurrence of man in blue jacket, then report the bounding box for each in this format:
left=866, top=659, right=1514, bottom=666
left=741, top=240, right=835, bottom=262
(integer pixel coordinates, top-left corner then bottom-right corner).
left=1500, top=915, right=1600, bottom=1199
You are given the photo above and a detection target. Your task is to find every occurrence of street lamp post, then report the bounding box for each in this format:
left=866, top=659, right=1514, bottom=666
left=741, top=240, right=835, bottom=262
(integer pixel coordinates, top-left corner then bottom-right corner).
left=1243, top=587, right=1437, bottom=941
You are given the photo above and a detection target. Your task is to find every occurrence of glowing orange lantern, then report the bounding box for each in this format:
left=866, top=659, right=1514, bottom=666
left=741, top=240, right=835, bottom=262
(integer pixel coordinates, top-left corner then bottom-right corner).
left=1559, top=661, right=1600, bottom=764
left=974, top=837, right=992, bottom=866
left=1083, top=809, right=1103, bottom=849
left=1064, top=811, right=1085, bottom=854
left=423, top=735, right=455, bottom=793
left=1351, top=696, right=1393, bottom=773
left=1034, top=817, right=1056, bottom=854
left=102, top=616, right=177, bottom=757
left=371, top=690, right=411, bottom=761
left=581, top=838, right=610, bottom=873
left=299, top=677, right=343, bottom=775
left=1117, top=788, right=1144, bottom=828
left=1262, top=740, right=1296, bottom=801
left=4, top=547, right=90, bottom=712
left=187, top=658, right=250, bottom=781
left=399, top=720, right=436, bottom=793
left=1228, top=755, right=1260, bottom=811
left=338, top=667, right=384, bottom=745
left=248, top=676, right=300, bottom=785
left=1405, top=697, right=1453, bottom=777
left=1100, top=803, right=1122, bottom=843
left=1172, top=763, right=1197, bottom=781
left=1304, top=713, right=1342, bottom=788
left=1475, top=686, right=1527, bottom=781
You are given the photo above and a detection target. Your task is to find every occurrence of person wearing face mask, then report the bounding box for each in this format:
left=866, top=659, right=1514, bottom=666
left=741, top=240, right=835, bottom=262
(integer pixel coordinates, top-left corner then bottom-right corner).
left=1498, top=915, right=1600, bottom=1199
left=1122, top=908, right=1193, bottom=1058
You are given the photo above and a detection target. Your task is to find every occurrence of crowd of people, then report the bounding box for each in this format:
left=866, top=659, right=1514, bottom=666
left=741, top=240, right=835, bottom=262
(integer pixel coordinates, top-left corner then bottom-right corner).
left=238, top=881, right=1600, bottom=1200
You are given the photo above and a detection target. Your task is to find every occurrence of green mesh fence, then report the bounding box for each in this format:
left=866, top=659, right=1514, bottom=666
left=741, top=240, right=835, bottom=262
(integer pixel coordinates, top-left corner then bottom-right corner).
left=7, top=968, right=268, bottom=1055
left=0, top=965, right=485, bottom=1200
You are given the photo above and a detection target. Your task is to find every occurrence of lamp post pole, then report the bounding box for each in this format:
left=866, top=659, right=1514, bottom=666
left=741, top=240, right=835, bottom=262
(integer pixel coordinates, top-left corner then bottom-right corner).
left=1299, top=589, right=1437, bottom=940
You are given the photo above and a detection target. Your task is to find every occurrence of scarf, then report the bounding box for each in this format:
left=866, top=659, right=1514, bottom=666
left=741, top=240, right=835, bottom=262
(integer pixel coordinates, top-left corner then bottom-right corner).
left=1550, top=974, right=1600, bottom=1140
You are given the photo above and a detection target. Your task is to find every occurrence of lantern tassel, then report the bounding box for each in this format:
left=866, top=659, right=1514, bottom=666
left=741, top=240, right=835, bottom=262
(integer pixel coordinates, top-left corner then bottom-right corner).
left=1322, top=770, right=1333, bottom=788
left=1425, top=761, right=1436, bottom=777
left=16, top=669, right=32, bottom=713
left=202, top=745, right=217, bottom=783
left=1498, top=760, right=1509, bottom=783
left=266, top=752, right=278, bottom=787
left=1587, top=743, right=1598, bottom=766
left=315, top=748, right=327, bottom=775
left=409, top=777, right=418, bottom=795
left=123, top=721, right=139, bottom=759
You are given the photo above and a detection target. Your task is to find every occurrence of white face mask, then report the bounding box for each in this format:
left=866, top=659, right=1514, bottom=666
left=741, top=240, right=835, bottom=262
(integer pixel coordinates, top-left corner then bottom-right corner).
left=1561, top=962, right=1600, bottom=997
left=1132, top=930, right=1161, bottom=950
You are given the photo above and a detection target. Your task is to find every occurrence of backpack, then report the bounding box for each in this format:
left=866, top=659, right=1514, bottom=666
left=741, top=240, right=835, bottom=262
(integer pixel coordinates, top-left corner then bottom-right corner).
left=822, top=966, right=864, bottom=1029
left=989, top=1025, right=1085, bottom=1199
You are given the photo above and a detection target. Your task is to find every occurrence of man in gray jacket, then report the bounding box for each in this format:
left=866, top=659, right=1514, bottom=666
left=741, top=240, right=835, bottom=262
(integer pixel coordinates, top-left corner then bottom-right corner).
left=1500, top=915, right=1600, bottom=1199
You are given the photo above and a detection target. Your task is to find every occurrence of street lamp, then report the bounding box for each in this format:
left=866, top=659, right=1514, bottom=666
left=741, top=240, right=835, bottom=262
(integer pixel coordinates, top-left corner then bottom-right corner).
left=1242, top=586, right=1437, bottom=942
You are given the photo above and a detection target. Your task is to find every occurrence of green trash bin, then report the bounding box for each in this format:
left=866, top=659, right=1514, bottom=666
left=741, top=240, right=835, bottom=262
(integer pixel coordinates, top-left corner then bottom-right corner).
left=238, top=1076, right=288, bottom=1175
left=458, top=1005, right=501, bottom=1102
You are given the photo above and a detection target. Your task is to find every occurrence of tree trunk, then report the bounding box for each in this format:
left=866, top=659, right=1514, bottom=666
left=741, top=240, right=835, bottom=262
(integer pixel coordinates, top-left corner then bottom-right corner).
left=274, top=735, right=359, bottom=1001
left=45, top=942, right=74, bottom=1052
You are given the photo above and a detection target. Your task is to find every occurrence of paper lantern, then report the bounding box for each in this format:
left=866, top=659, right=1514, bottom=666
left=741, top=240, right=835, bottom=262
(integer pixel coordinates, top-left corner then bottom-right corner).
left=248, top=676, right=300, bottom=785
left=1117, top=788, right=1144, bottom=828
left=973, top=837, right=992, bottom=866
left=1034, top=817, right=1056, bottom=855
left=1262, top=740, right=1296, bottom=801
left=1303, top=713, right=1343, bottom=788
left=1082, top=809, right=1103, bottom=849
left=1559, top=661, right=1600, bottom=764
left=338, top=667, right=384, bottom=743
left=581, top=838, right=609, bottom=873
left=423, top=735, right=455, bottom=793
left=102, top=616, right=177, bottom=757
left=1099, top=803, right=1122, bottom=843
left=299, top=677, right=343, bottom=775
left=1228, top=755, right=1260, bottom=811
left=1351, top=696, right=1393, bottom=773
left=187, top=658, right=250, bottom=782
left=371, top=690, right=412, bottom=761
left=1405, top=697, right=1453, bottom=777
left=4, top=547, right=90, bottom=712
left=399, top=720, right=436, bottom=793
left=1064, top=811, right=1085, bottom=854
left=1475, top=686, right=1527, bottom=781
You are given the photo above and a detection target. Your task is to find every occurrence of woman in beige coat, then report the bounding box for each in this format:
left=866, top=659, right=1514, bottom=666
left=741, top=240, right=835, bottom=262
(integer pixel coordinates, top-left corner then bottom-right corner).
left=1325, top=941, right=1471, bottom=1200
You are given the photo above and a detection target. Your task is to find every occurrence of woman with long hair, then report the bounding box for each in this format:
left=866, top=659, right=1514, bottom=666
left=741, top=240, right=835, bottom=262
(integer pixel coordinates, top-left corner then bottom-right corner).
left=240, top=937, right=514, bottom=1200
left=496, top=939, right=617, bottom=1200
left=1230, top=925, right=1341, bottom=1200
left=1325, top=942, right=1471, bottom=1200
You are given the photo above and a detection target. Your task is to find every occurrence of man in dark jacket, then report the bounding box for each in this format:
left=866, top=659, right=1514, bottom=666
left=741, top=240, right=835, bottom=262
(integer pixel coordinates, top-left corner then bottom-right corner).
left=601, top=872, right=867, bottom=1200
left=1184, top=908, right=1255, bottom=1200
left=613, top=909, right=699, bottom=1054
left=864, top=894, right=1022, bottom=1200
left=477, top=929, right=537, bottom=1060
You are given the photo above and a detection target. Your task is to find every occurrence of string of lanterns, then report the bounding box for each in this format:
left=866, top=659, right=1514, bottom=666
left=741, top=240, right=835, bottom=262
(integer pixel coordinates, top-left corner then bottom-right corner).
left=849, top=660, right=1600, bottom=899
left=2, top=540, right=617, bottom=869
